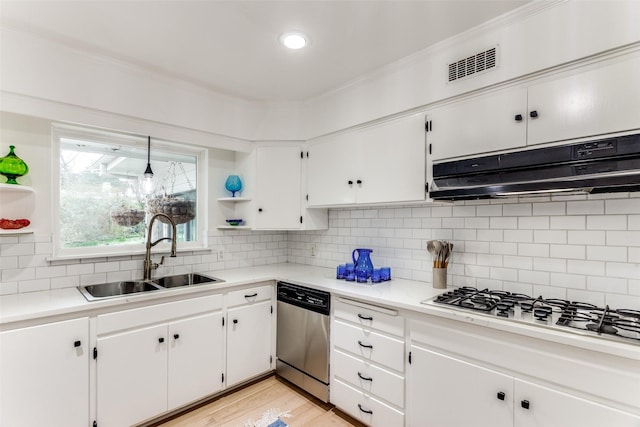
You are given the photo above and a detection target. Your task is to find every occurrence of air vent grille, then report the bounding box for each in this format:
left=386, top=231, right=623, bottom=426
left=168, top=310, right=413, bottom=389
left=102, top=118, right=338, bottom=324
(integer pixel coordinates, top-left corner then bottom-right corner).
left=448, top=46, right=498, bottom=83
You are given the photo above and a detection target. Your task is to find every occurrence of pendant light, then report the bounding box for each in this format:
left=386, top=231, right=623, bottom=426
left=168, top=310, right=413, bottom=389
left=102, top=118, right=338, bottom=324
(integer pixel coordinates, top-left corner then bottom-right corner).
left=144, top=136, right=154, bottom=178
left=143, top=136, right=154, bottom=194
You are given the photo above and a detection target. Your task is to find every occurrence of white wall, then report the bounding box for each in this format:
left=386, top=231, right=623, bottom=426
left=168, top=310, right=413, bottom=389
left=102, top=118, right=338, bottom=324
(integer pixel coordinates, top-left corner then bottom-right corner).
left=302, top=0, right=640, bottom=138
left=0, top=112, right=287, bottom=294
left=288, top=194, right=640, bottom=310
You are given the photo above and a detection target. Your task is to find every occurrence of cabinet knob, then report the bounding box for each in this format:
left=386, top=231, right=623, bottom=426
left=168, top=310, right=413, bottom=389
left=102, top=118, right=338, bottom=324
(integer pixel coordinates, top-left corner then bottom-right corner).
left=258, top=208, right=263, bottom=213
left=158, top=337, right=165, bottom=343
left=357, top=340, right=373, bottom=349
left=348, top=180, right=353, bottom=185
left=358, top=404, right=373, bottom=415
left=233, top=319, right=238, bottom=324
left=529, top=110, right=538, bottom=118
left=356, top=179, right=362, bottom=184
left=514, top=114, right=523, bottom=122
left=173, top=334, right=180, bottom=340
left=521, top=400, right=530, bottom=410
left=73, top=340, right=81, bottom=348
left=497, top=391, right=505, bottom=401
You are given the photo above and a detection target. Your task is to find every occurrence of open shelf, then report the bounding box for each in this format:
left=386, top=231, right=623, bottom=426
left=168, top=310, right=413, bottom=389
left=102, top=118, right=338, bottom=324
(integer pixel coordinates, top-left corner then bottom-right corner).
left=216, top=197, right=251, bottom=202
left=0, top=183, right=35, bottom=193
left=216, top=225, right=251, bottom=230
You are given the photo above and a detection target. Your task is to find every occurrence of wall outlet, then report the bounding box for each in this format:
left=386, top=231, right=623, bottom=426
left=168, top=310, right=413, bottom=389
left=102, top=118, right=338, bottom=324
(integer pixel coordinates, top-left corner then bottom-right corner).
left=310, top=243, right=316, bottom=257
left=218, top=249, right=224, bottom=260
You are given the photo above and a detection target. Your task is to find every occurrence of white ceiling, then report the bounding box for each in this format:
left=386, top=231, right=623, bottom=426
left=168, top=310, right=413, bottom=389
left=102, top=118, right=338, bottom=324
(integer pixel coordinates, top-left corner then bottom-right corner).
left=1, top=0, right=530, bottom=103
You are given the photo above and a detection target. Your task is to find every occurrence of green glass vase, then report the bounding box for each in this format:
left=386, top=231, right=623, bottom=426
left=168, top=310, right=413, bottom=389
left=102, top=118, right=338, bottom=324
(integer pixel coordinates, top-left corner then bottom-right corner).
left=0, top=145, right=29, bottom=184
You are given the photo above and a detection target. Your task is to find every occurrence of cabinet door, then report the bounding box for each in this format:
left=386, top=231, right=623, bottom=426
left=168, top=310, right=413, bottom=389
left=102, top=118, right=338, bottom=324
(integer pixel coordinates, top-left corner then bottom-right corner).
left=226, top=300, right=272, bottom=386
left=515, top=379, right=640, bottom=427
left=0, top=318, right=89, bottom=427
left=168, top=312, right=224, bottom=410
left=527, top=55, right=640, bottom=146
left=356, top=113, right=426, bottom=204
left=254, top=146, right=302, bottom=229
left=429, top=87, right=528, bottom=161
left=306, top=132, right=358, bottom=206
left=96, top=324, right=168, bottom=427
left=407, top=345, right=513, bottom=427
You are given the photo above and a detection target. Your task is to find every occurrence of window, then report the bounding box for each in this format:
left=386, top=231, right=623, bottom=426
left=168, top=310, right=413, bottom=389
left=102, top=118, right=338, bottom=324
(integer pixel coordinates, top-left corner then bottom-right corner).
left=52, top=124, right=208, bottom=259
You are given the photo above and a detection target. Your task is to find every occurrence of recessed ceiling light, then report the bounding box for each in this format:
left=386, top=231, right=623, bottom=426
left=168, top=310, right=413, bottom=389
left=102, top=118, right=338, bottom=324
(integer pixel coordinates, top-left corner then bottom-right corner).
left=279, top=32, right=308, bottom=50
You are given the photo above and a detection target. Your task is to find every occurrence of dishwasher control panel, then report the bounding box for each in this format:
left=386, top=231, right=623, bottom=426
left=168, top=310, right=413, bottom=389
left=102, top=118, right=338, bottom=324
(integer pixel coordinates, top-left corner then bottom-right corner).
left=277, top=282, right=330, bottom=315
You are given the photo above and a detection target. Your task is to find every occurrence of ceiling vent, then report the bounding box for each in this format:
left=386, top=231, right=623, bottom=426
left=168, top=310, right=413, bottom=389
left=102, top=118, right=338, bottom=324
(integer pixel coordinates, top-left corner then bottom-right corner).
left=448, top=46, right=498, bottom=83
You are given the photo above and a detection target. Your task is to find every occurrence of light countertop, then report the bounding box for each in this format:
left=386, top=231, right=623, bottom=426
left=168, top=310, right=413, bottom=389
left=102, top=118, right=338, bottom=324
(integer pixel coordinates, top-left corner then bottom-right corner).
left=1, top=262, right=639, bottom=360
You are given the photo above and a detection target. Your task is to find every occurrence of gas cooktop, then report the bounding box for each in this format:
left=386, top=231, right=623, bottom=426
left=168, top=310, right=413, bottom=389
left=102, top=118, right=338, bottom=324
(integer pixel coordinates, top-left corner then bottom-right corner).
left=423, top=287, right=640, bottom=345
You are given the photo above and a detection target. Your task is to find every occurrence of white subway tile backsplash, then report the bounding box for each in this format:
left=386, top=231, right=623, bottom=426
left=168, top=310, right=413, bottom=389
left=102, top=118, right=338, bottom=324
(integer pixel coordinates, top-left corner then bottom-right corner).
left=518, top=243, right=550, bottom=257
left=566, top=200, right=605, bottom=215
left=550, top=244, right=585, bottom=260
left=567, top=230, right=605, bottom=245
left=490, top=217, right=518, bottom=229
left=518, top=217, right=550, bottom=230
left=550, top=216, right=586, bottom=230
left=503, top=203, right=532, bottom=216
left=587, top=246, right=627, bottom=262
left=532, top=202, right=566, bottom=216
left=504, top=230, right=532, bottom=243
left=587, top=215, right=627, bottom=230
left=605, top=198, right=640, bottom=214
left=607, top=231, right=640, bottom=247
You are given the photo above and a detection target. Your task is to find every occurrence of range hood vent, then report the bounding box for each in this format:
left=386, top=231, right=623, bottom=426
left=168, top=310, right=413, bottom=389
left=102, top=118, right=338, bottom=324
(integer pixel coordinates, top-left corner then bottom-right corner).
left=429, top=133, right=640, bottom=200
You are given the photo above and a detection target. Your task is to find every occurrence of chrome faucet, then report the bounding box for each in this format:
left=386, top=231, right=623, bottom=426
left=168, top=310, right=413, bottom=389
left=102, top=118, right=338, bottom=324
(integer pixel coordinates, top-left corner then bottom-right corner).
left=143, top=213, right=177, bottom=280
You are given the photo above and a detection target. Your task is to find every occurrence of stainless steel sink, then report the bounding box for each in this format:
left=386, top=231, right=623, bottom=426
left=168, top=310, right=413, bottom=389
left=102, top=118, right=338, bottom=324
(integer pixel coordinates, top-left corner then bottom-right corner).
left=78, top=273, right=224, bottom=301
left=79, top=281, right=162, bottom=301
left=152, top=273, right=223, bottom=288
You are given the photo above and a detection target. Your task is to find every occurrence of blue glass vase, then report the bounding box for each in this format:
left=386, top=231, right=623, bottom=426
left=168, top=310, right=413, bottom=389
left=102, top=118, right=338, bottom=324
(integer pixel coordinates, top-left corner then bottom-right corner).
left=224, top=175, right=243, bottom=197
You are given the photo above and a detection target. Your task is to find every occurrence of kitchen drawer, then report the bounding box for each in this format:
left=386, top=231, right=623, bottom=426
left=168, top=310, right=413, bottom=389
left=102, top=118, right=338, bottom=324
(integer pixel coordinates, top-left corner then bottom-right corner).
left=333, top=348, right=405, bottom=408
left=334, top=297, right=404, bottom=337
left=331, top=378, right=404, bottom=427
left=97, top=294, right=222, bottom=335
left=333, top=319, right=405, bottom=372
left=227, top=284, right=272, bottom=308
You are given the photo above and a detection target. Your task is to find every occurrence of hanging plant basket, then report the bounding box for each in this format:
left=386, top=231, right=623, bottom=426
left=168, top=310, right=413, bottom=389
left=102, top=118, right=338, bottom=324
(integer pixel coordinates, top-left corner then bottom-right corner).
left=148, top=196, right=195, bottom=224
left=110, top=209, right=145, bottom=227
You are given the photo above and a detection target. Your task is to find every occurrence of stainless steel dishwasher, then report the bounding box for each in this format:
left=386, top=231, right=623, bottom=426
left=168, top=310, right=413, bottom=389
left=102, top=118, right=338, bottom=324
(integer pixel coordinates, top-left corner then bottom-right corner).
left=276, top=281, right=330, bottom=402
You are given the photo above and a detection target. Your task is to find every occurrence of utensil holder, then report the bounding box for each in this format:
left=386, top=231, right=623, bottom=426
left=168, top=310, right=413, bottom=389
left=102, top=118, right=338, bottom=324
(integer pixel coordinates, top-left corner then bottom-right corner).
left=433, top=267, right=447, bottom=289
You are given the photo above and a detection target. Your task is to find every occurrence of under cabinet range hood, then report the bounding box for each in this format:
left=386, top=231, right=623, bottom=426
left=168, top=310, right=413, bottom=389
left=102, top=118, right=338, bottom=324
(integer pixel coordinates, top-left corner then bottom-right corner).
left=429, top=133, right=640, bottom=200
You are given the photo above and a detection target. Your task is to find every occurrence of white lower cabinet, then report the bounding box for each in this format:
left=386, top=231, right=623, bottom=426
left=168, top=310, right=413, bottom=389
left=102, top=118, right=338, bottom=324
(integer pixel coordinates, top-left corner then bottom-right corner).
left=408, top=318, right=640, bottom=427
left=96, top=323, right=169, bottom=427
left=408, top=345, right=513, bottom=427
left=0, top=317, right=89, bottom=427
left=515, top=379, right=640, bottom=427
left=95, top=295, right=224, bottom=427
left=330, top=298, right=406, bottom=426
left=225, top=284, right=274, bottom=386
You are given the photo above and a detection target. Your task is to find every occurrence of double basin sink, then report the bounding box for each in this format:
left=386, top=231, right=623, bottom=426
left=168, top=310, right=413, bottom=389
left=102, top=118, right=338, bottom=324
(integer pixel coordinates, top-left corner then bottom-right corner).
left=78, top=273, right=224, bottom=301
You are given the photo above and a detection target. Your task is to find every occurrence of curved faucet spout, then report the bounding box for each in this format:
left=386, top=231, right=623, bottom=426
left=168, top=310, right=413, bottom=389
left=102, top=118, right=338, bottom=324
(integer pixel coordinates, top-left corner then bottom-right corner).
left=144, top=213, right=177, bottom=280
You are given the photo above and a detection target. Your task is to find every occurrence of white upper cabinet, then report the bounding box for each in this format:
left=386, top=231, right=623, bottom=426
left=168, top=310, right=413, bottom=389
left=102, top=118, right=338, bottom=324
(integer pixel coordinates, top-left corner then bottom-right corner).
left=527, top=55, right=640, bottom=146
left=428, top=87, right=528, bottom=161
left=430, top=53, right=640, bottom=161
left=254, top=146, right=303, bottom=229
left=307, top=113, right=426, bottom=207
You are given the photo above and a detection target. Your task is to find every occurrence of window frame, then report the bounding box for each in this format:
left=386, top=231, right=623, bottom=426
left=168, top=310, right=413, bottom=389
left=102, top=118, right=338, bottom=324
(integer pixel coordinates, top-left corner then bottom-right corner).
left=51, top=123, right=208, bottom=260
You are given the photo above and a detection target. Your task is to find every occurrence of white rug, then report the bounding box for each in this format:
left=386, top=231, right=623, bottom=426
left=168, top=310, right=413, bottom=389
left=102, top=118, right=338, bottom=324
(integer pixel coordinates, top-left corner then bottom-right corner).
left=243, top=408, right=291, bottom=427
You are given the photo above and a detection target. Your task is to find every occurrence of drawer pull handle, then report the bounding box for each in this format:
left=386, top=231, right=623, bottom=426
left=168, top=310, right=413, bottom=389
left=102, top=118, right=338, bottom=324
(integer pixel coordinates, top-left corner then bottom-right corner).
left=358, top=340, right=373, bottom=349
left=358, top=404, right=373, bottom=415
left=244, top=293, right=258, bottom=298
left=357, top=372, right=373, bottom=382
left=357, top=314, right=373, bottom=321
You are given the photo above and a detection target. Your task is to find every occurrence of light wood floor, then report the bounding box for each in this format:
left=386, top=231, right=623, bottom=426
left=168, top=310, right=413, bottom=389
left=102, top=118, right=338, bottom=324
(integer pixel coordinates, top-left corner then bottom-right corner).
left=151, top=375, right=366, bottom=427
